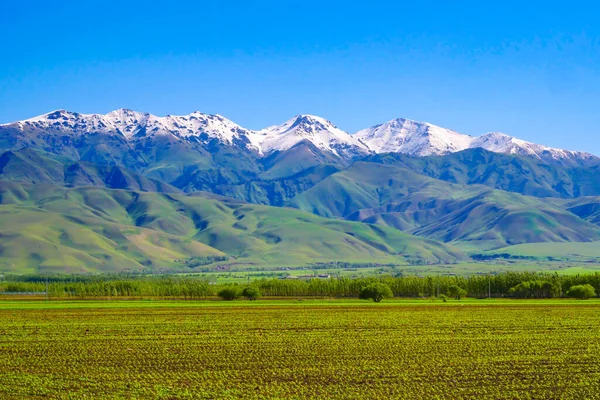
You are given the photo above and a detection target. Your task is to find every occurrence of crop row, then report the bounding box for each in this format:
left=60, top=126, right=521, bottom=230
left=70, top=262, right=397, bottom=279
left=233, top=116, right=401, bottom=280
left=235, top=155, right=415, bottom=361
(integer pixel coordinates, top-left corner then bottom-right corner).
left=1, top=304, right=599, bottom=398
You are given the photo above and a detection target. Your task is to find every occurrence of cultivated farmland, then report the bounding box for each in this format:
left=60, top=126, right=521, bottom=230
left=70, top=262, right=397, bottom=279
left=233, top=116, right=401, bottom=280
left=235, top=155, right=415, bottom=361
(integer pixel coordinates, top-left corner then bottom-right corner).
left=1, top=301, right=599, bottom=399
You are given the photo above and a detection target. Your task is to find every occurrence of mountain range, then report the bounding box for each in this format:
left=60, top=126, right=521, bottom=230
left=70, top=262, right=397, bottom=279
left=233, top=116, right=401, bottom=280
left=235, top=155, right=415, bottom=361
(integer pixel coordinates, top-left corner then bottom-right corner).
left=1, top=109, right=600, bottom=273
left=3, top=109, right=597, bottom=166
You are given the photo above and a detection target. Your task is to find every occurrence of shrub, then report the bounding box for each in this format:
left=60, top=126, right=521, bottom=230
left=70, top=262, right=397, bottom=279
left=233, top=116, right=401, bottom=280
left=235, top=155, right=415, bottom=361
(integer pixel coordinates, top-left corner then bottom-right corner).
left=218, top=287, right=241, bottom=301
left=508, top=280, right=560, bottom=299
left=242, top=286, right=261, bottom=301
left=447, top=285, right=467, bottom=300
left=567, top=284, right=596, bottom=300
left=438, top=294, right=448, bottom=303
left=359, top=283, right=393, bottom=303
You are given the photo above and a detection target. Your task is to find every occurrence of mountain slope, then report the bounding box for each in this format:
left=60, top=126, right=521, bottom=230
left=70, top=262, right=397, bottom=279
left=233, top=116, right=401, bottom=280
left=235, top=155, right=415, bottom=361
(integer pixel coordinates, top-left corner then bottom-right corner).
left=0, top=144, right=343, bottom=207
left=0, top=205, right=225, bottom=273
left=286, top=162, right=600, bottom=250
left=362, top=148, right=600, bottom=198
left=553, top=197, right=600, bottom=226
left=0, top=181, right=467, bottom=273
left=0, top=148, right=180, bottom=193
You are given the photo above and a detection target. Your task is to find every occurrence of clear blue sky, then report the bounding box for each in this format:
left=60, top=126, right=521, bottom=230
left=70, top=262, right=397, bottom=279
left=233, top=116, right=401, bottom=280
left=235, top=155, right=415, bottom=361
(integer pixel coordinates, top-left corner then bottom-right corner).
left=1, top=1, right=600, bottom=153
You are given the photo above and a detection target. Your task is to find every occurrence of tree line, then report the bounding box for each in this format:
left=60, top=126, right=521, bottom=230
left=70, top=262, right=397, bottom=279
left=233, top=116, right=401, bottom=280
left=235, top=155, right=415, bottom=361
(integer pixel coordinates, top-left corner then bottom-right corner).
left=1, top=271, right=600, bottom=300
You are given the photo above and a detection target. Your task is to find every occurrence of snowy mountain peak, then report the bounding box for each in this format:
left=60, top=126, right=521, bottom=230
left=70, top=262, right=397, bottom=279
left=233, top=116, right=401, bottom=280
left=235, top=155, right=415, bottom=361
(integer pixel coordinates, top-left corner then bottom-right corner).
left=25, top=109, right=80, bottom=123
left=8, top=109, right=257, bottom=147
left=3, top=109, right=598, bottom=165
left=46, top=109, right=74, bottom=118
left=356, top=118, right=599, bottom=166
left=254, top=115, right=370, bottom=158
left=105, top=108, right=149, bottom=119
left=481, top=131, right=510, bottom=139
left=104, top=109, right=151, bottom=135
left=17, top=109, right=112, bottom=133
left=355, top=118, right=473, bottom=156
left=470, top=131, right=598, bottom=166
left=262, top=115, right=338, bottom=135
left=291, top=114, right=333, bottom=126
left=471, top=132, right=524, bottom=152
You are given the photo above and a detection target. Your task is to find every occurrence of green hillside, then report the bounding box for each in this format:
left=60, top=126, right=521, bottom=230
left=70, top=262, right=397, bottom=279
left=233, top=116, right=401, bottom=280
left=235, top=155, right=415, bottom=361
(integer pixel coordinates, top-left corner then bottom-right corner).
left=3, top=140, right=600, bottom=265
left=0, top=205, right=225, bottom=273
left=363, top=148, right=600, bottom=198
left=0, top=148, right=180, bottom=193
left=556, top=197, right=600, bottom=225
left=286, top=163, right=600, bottom=250
left=258, top=141, right=346, bottom=180
left=0, top=181, right=466, bottom=273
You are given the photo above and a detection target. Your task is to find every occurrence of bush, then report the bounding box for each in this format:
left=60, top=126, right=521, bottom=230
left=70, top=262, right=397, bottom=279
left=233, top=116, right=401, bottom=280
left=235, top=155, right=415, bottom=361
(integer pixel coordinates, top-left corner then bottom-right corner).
left=242, top=286, right=261, bottom=301
left=438, top=294, right=448, bottom=303
left=359, top=283, right=393, bottom=303
left=218, top=287, right=241, bottom=301
left=567, top=284, right=596, bottom=300
left=508, top=280, right=560, bottom=299
left=447, top=285, right=467, bottom=300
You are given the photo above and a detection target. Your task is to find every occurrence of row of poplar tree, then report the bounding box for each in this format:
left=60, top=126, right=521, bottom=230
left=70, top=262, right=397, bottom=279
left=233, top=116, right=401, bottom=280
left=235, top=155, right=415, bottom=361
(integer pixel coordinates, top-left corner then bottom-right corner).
left=1, top=271, right=599, bottom=299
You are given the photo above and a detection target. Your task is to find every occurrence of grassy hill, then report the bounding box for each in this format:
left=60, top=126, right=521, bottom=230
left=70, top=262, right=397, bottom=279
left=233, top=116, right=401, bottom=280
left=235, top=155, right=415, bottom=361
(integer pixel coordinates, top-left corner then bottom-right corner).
left=0, top=181, right=467, bottom=273
left=0, top=145, right=343, bottom=208
left=3, top=144, right=600, bottom=264
left=363, top=148, right=600, bottom=198
left=286, top=163, right=600, bottom=251
left=554, top=197, right=600, bottom=225
left=0, top=205, right=225, bottom=273
left=258, top=140, right=346, bottom=180
left=0, top=148, right=180, bottom=193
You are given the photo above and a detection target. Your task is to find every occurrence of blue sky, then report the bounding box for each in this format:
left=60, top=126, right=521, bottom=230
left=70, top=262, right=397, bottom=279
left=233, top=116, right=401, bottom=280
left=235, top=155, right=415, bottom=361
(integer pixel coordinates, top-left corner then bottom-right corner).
left=1, top=0, right=600, bottom=153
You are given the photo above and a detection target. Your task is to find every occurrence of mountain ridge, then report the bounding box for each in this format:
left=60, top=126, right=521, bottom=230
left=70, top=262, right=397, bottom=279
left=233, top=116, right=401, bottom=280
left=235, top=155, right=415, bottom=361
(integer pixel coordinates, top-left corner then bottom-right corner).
left=355, top=117, right=598, bottom=167
left=3, top=108, right=600, bottom=257
left=3, top=109, right=597, bottom=166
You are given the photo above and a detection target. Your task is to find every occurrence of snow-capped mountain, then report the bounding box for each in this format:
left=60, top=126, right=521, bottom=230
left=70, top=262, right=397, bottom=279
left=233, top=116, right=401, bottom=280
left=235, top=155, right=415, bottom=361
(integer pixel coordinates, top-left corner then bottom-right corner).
left=470, top=132, right=599, bottom=166
left=2, top=109, right=598, bottom=166
left=12, top=109, right=257, bottom=148
left=3, top=110, right=370, bottom=158
left=355, top=118, right=599, bottom=166
left=354, top=118, right=472, bottom=157
left=252, top=115, right=370, bottom=158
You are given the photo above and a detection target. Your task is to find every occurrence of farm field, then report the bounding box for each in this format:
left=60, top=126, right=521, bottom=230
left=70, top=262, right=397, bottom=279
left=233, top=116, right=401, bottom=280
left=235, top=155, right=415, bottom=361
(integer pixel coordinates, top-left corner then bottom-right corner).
left=182, top=260, right=600, bottom=284
left=1, top=301, right=600, bottom=399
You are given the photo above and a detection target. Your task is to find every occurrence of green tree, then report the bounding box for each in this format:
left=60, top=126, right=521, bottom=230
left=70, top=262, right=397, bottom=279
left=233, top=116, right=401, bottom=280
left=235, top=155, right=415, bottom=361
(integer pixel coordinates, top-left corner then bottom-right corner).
left=218, top=287, right=241, bottom=301
left=359, top=283, right=393, bottom=303
left=447, top=285, right=467, bottom=300
left=242, top=286, right=261, bottom=301
left=567, top=284, right=596, bottom=300
left=508, top=280, right=560, bottom=299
